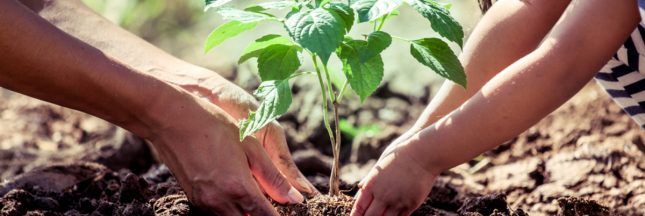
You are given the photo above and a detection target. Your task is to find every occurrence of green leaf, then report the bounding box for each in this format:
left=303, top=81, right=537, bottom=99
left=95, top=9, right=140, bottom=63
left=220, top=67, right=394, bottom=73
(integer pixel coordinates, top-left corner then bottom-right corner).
left=315, top=0, right=332, bottom=7
left=217, top=7, right=275, bottom=23
left=362, top=31, right=391, bottom=62
left=257, top=44, right=302, bottom=81
left=285, top=8, right=346, bottom=64
left=410, top=38, right=466, bottom=87
left=204, top=0, right=233, bottom=11
left=239, top=80, right=293, bottom=140
left=245, top=1, right=297, bottom=12
left=338, top=40, right=384, bottom=101
left=329, top=3, right=355, bottom=32
left=351, top=0, right=403, bottom=23
left=239, top=35, right=296, bottom=64
left=407, top=0, right=464, bottom=47
left=204, top=21, right=258, bottom=53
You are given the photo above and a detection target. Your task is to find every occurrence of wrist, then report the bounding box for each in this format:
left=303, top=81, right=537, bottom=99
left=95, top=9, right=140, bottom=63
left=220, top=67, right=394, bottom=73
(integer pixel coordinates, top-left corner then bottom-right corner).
left=398, top=135, right=444, bottom=177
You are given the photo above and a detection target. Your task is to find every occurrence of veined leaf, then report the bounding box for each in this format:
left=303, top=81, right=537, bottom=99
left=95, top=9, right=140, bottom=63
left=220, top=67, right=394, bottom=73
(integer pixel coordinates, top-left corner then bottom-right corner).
left=352, top=0, right=403, bottom=23
left=239, top=35, right=295, bottom=64
left=239, top=80, right=292, bottom=140
left=204, top=21, right=258, bottom=53
left=362, top=31, right=392, bottom=62
left=285, top=8, right=346, bottom=64
left=338, top=39, right=384, bottom=101
left=407, top=0, right=464, bottom=47
left=246, top=1, right=297, bottom=12
left=204, top=0, right=233, bottom=11
left=217, top=7, right=275, bottom=23
left=329, top=3, right=355, bottom=32
left=410, top=38, right=466, bottom=87
left=257, top=44, right=302, bottom=81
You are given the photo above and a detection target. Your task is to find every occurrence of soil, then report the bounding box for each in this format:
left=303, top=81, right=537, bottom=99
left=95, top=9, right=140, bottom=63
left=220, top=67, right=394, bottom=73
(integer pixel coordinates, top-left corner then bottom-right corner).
left=1, top=81, right=644, bottom=215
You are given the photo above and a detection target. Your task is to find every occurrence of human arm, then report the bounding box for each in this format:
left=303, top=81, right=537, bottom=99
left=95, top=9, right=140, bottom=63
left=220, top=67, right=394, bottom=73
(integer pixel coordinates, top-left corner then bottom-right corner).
left=0, top=0, right=304, bottom=215
left=353, top=0, right=641, bottom=215
left=391, top=0, right=572, bottom=147
left=16, top=0, right=316, bottom=194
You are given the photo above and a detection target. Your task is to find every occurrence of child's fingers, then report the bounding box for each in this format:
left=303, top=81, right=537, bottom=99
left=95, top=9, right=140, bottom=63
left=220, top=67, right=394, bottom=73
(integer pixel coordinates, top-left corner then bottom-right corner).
left=351, top=190, right=373, bottom=216
left=364, top=199, right=387, bottom=216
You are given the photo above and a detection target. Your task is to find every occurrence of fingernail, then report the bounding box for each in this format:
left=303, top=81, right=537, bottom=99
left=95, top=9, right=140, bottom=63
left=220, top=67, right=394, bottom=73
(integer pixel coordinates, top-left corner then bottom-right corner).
left=287, top=187, right=304, bottom=204
left=297, top=179, right=314, bottom=194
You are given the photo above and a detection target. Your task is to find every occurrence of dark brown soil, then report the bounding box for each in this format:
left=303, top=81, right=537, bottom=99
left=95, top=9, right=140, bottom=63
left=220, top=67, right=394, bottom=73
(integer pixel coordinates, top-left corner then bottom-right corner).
left=1, top=82, right=642, bottom=215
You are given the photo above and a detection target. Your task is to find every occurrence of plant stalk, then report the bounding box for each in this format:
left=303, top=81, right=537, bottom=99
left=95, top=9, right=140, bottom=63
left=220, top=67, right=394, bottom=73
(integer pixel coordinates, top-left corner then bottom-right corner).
left=377, top=13, right=390, bottom=31
left=311, top=55, right=336, bottom=146
left=329, top=101, right=342, bottom=196
left=336, top=80, right=349, bottom=103
left=322, top=63, right=342, bottom=196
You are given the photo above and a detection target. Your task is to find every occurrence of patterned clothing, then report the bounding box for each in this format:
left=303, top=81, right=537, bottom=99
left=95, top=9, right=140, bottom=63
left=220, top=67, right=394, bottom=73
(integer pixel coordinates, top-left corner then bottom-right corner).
left=594, top=2, right=645, bottom=127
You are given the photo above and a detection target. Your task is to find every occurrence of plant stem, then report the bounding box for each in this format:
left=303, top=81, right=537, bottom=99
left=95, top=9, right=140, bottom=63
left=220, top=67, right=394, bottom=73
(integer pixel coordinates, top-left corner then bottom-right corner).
left=391, top=35, right=411, bottom=42
left=322, top=64, right=336, bottom=102
left=314, top=58, right=341, bottom=196
left=321, top=62, right=342, bottom=196
left=311, top=56, right=337, bottom=183
left=376, top=13, right=390, bottom=31
left=288, top=71, right=315, bottom=79
left=336, top=80, right=349, bottom=103
left=330, top=100, right=341, bottom=196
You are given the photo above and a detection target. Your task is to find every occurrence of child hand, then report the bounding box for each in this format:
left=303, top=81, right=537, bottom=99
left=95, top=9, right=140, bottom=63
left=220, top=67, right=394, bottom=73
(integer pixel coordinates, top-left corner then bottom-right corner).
left=351, top=140, right=439, bottom=216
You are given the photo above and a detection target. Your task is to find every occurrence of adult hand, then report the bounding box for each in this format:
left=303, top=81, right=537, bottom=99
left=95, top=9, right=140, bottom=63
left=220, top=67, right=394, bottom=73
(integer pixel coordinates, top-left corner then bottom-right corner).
left=351, top=138, right=438, bottom=216
left=149, top=88, right=304, bottom=215
left=170, top=68, right=318, bottom=195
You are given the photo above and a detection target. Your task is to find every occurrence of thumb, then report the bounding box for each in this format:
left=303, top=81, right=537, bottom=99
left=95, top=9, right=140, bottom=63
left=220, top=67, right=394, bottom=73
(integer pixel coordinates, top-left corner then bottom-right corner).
left=241, top=138, right=304, bottom=204
left=257, top=123, right=318, bottom=194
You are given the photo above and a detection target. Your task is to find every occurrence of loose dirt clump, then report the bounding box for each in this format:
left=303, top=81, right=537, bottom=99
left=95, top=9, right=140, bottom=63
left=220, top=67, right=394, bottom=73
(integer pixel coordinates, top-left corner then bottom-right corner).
left=275, top=194, right=354, bottom=216
left=557, top=196, right=609, bottom=216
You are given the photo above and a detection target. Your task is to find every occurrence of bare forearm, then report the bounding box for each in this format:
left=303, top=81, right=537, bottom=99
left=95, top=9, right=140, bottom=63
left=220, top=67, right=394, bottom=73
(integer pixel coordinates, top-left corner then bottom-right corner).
left=18, top=0, right=258, bottom=120
left=409, top=0, right=570, bottom=131
left=18, top=0, right=206, bottom=83
left=0, top=0, right=178, bottom=137
left=408, top=0, right=639, bottom=174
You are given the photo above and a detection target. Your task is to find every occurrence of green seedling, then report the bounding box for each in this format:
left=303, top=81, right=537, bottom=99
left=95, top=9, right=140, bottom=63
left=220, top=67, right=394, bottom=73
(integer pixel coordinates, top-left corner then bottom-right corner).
left=204, top=0, right=466, bottom=196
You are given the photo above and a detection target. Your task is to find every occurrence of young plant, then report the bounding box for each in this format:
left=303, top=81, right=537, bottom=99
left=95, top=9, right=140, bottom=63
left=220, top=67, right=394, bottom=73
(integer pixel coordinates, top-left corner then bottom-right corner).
left=203, top=0, right=466, bottom=196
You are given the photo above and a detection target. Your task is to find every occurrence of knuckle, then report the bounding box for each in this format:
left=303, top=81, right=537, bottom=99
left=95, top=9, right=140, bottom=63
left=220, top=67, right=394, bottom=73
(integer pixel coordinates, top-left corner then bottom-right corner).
left=269, top=171, right=290, bottom=190
left=191, top=188, right=222, bottom=210
left=225, top=184, right=248, bottom=199
left=396, top=199, right=420, bottom=212
left=238, top=197, right=260, bottom=212
left=211, top=176, right=250, bottom=199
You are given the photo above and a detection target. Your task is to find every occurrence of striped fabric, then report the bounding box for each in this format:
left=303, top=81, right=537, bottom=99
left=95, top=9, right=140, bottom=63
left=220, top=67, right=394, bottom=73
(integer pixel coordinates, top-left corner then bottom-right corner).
left=595, top=21, right=645, bottom=128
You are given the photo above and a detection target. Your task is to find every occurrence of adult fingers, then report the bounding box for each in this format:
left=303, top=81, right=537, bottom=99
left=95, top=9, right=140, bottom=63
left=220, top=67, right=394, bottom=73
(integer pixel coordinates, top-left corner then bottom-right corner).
left=351, top=189, right=373, bottom=216
left=364, top=199, right=387, bottom=216
left=258, top=123, right=318, bottom=194
left=235, top=187, right=280, bottom=216
left=241, top=138, right=304, bottom=204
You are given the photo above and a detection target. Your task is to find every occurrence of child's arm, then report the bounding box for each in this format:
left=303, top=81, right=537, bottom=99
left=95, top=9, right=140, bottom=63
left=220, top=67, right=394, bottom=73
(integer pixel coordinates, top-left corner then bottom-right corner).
left=353, top=0, right=640, bottom=215
left=394, top=0, right=571, bottom=146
